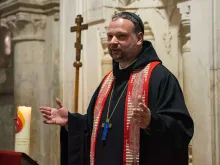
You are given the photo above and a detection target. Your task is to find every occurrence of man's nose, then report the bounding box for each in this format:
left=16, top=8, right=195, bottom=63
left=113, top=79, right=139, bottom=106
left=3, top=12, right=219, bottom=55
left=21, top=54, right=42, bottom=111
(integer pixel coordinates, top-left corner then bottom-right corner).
left=109, top=36, right=118, bottom=44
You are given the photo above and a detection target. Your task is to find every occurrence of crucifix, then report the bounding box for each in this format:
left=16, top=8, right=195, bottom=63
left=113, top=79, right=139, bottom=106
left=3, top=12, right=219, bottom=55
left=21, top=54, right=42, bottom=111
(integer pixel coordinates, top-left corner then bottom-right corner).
left=101, top=119, right=112, bottom=141
left=70, top=15, right=88, bottom=113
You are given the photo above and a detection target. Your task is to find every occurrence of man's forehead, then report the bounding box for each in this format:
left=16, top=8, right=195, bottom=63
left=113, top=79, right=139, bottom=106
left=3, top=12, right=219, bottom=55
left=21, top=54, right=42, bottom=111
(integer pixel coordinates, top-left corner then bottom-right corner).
left=107, top=18, right=134, bottom=32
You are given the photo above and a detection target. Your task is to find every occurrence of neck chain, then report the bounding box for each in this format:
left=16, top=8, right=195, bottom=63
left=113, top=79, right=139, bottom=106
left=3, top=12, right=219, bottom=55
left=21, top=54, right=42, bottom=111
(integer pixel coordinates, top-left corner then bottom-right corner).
left=101, top=82, right=128, bottom=141
left=106, top=82, right=128, bottom=121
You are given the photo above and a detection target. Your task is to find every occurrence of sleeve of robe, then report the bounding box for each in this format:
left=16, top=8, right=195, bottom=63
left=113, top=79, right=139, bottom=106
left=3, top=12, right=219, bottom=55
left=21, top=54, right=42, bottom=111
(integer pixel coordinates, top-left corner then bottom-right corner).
left=146, top=64, right=194, bottom=159
left=68, top=86, right=101, bottom=165
left=60, top=126, right=68, bottom=165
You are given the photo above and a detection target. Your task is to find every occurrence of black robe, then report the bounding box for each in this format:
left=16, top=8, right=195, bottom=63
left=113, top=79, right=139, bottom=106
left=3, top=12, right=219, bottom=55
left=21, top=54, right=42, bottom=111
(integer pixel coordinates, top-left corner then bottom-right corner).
left=62, top=41, right=194, bottom=165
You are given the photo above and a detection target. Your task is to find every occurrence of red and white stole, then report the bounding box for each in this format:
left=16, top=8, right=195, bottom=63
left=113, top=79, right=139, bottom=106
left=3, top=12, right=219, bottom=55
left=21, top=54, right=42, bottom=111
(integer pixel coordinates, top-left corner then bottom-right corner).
left=90, top=61, right=160, bottom=165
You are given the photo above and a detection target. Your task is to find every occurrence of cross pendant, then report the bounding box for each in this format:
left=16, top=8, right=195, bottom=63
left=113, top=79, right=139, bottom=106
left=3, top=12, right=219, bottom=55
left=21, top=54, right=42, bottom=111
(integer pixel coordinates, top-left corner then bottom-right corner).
left=101, top=118, right=112, bottom=141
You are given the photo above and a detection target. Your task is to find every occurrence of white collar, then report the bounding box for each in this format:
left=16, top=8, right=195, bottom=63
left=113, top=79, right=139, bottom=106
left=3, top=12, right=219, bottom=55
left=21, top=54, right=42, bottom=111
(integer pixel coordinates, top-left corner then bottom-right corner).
left=119, top=58, right=137, bottom=70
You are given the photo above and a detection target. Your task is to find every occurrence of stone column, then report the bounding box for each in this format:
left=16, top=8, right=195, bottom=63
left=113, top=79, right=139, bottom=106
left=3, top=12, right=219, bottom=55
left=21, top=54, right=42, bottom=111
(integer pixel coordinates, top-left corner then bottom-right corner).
left=213, top=1, right=220, bottom=164
left=190, top=0, right=217, bottom=164
left=0, top=25, right=14, bottom=151
left=177, top=0, right=192, bottom=164
left=100, top=26, right=112, bottom=79
left=143, top=21, right=155, bottom=46
left=0, top=1, right=60, bottom=164
left=178, top=0, right=191, bottom=112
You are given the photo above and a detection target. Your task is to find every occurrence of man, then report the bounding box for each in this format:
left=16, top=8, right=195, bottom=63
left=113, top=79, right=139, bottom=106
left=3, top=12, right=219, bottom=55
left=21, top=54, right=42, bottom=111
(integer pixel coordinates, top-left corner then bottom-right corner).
left=40, top=12, right=194, bottom=165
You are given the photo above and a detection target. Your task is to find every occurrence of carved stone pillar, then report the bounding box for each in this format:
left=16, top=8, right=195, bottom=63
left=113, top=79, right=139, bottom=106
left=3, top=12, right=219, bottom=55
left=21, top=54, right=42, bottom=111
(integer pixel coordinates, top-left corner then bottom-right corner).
left=0, top=1, right=60, bottom=165
left=177, top=1, right=192, bottom=164
left=178, top=0, right=191, bottom=110
left=100, top=26, right=112, bottom=78
left=143, top=21, right=155, bottom=46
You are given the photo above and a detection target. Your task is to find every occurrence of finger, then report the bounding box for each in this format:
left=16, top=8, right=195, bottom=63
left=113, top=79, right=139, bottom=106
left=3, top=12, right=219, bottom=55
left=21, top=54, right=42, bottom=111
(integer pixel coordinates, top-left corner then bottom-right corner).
left=138, top=95, right=144, bottom=104
left=39, top=107, right=52, bottom=111
left=133, top=115, right=146, bottom=123
left=139, top=102, right=150, bottom=113
left=43, top=119, right=56, bottom=125
left=43, top=114, right=51, bottom=120
left=134, top=109, right=148, bottom=118
left=133, top=110, right=146, bottom=117
left=137, top=95, right=149, bottom=112
left=43, top=120, right=53, bottom=124
left=133, top=112, right=148, bottom=124
left=132, top=113, right=142, bottom=121
left=40, top=110, right=51, bottom=116
left=133, top=111, right=140, bottom=118
left=56, top=98, right=63, bottom=108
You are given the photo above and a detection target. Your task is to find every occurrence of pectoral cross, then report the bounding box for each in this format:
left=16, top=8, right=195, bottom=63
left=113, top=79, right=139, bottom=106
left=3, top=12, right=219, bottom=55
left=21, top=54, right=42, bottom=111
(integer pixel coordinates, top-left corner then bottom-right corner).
left=101, top=118, right=112, bottom=141
left=70, top=15, right=88, bottom=113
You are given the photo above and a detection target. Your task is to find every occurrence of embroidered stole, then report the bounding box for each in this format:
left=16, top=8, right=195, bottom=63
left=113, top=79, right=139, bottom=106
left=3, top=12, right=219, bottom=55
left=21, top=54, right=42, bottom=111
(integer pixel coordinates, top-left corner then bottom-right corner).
left=90, top=62, right=160, bottom=165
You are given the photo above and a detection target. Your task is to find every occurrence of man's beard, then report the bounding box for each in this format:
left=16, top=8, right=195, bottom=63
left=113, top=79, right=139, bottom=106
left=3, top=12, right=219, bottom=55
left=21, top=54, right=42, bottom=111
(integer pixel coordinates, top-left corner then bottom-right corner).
left=109, top=44, right=137, bottom=62
left=109, top=49, right=123, bottom=62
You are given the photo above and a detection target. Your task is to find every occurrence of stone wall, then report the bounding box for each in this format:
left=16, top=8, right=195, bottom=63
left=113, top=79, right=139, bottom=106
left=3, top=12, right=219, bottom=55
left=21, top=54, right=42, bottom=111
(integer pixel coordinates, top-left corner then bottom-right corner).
left=0, top=25, right=14, bottom=151
left=0, top=1, right=61, bottom=165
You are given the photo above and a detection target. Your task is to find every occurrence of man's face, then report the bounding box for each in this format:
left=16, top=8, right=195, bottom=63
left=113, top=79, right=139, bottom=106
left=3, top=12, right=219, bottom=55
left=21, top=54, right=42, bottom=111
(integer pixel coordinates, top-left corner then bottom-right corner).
left=107, top=18, right=140, bottom=64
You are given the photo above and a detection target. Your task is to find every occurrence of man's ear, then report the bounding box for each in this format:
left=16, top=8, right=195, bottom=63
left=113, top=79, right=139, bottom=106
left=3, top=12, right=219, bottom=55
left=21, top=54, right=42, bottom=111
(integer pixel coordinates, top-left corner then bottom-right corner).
left=137, top=32, right=143, bottom=45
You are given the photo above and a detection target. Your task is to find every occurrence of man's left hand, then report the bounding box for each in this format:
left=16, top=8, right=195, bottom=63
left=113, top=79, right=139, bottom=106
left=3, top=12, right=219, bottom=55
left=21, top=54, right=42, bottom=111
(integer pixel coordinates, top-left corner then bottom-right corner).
left=132, top=95, right=151, bottom=129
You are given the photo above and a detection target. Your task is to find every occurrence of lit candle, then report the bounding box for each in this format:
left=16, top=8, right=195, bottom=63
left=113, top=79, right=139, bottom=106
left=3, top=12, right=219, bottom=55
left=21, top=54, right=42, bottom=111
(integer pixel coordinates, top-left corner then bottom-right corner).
left=15, top=106, right=32, bottom=155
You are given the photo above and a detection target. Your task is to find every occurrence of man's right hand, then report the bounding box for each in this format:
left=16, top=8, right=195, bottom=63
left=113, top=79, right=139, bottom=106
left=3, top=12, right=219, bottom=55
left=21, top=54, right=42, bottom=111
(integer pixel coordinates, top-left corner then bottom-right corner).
left=39, top=98, right=68, bottom=126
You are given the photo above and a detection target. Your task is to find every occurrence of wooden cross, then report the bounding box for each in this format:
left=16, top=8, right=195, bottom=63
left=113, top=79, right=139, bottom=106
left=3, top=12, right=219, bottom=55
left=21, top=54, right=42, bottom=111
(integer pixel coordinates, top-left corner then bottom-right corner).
left=70, top=15, right=88, bottom=113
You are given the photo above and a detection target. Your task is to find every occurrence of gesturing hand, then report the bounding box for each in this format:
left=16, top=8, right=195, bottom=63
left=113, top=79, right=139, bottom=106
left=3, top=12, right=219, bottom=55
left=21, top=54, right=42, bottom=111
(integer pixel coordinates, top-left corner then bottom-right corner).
left=39, top=98, right=68, bottom=126
left=132, top=95, right=151, bottom=129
